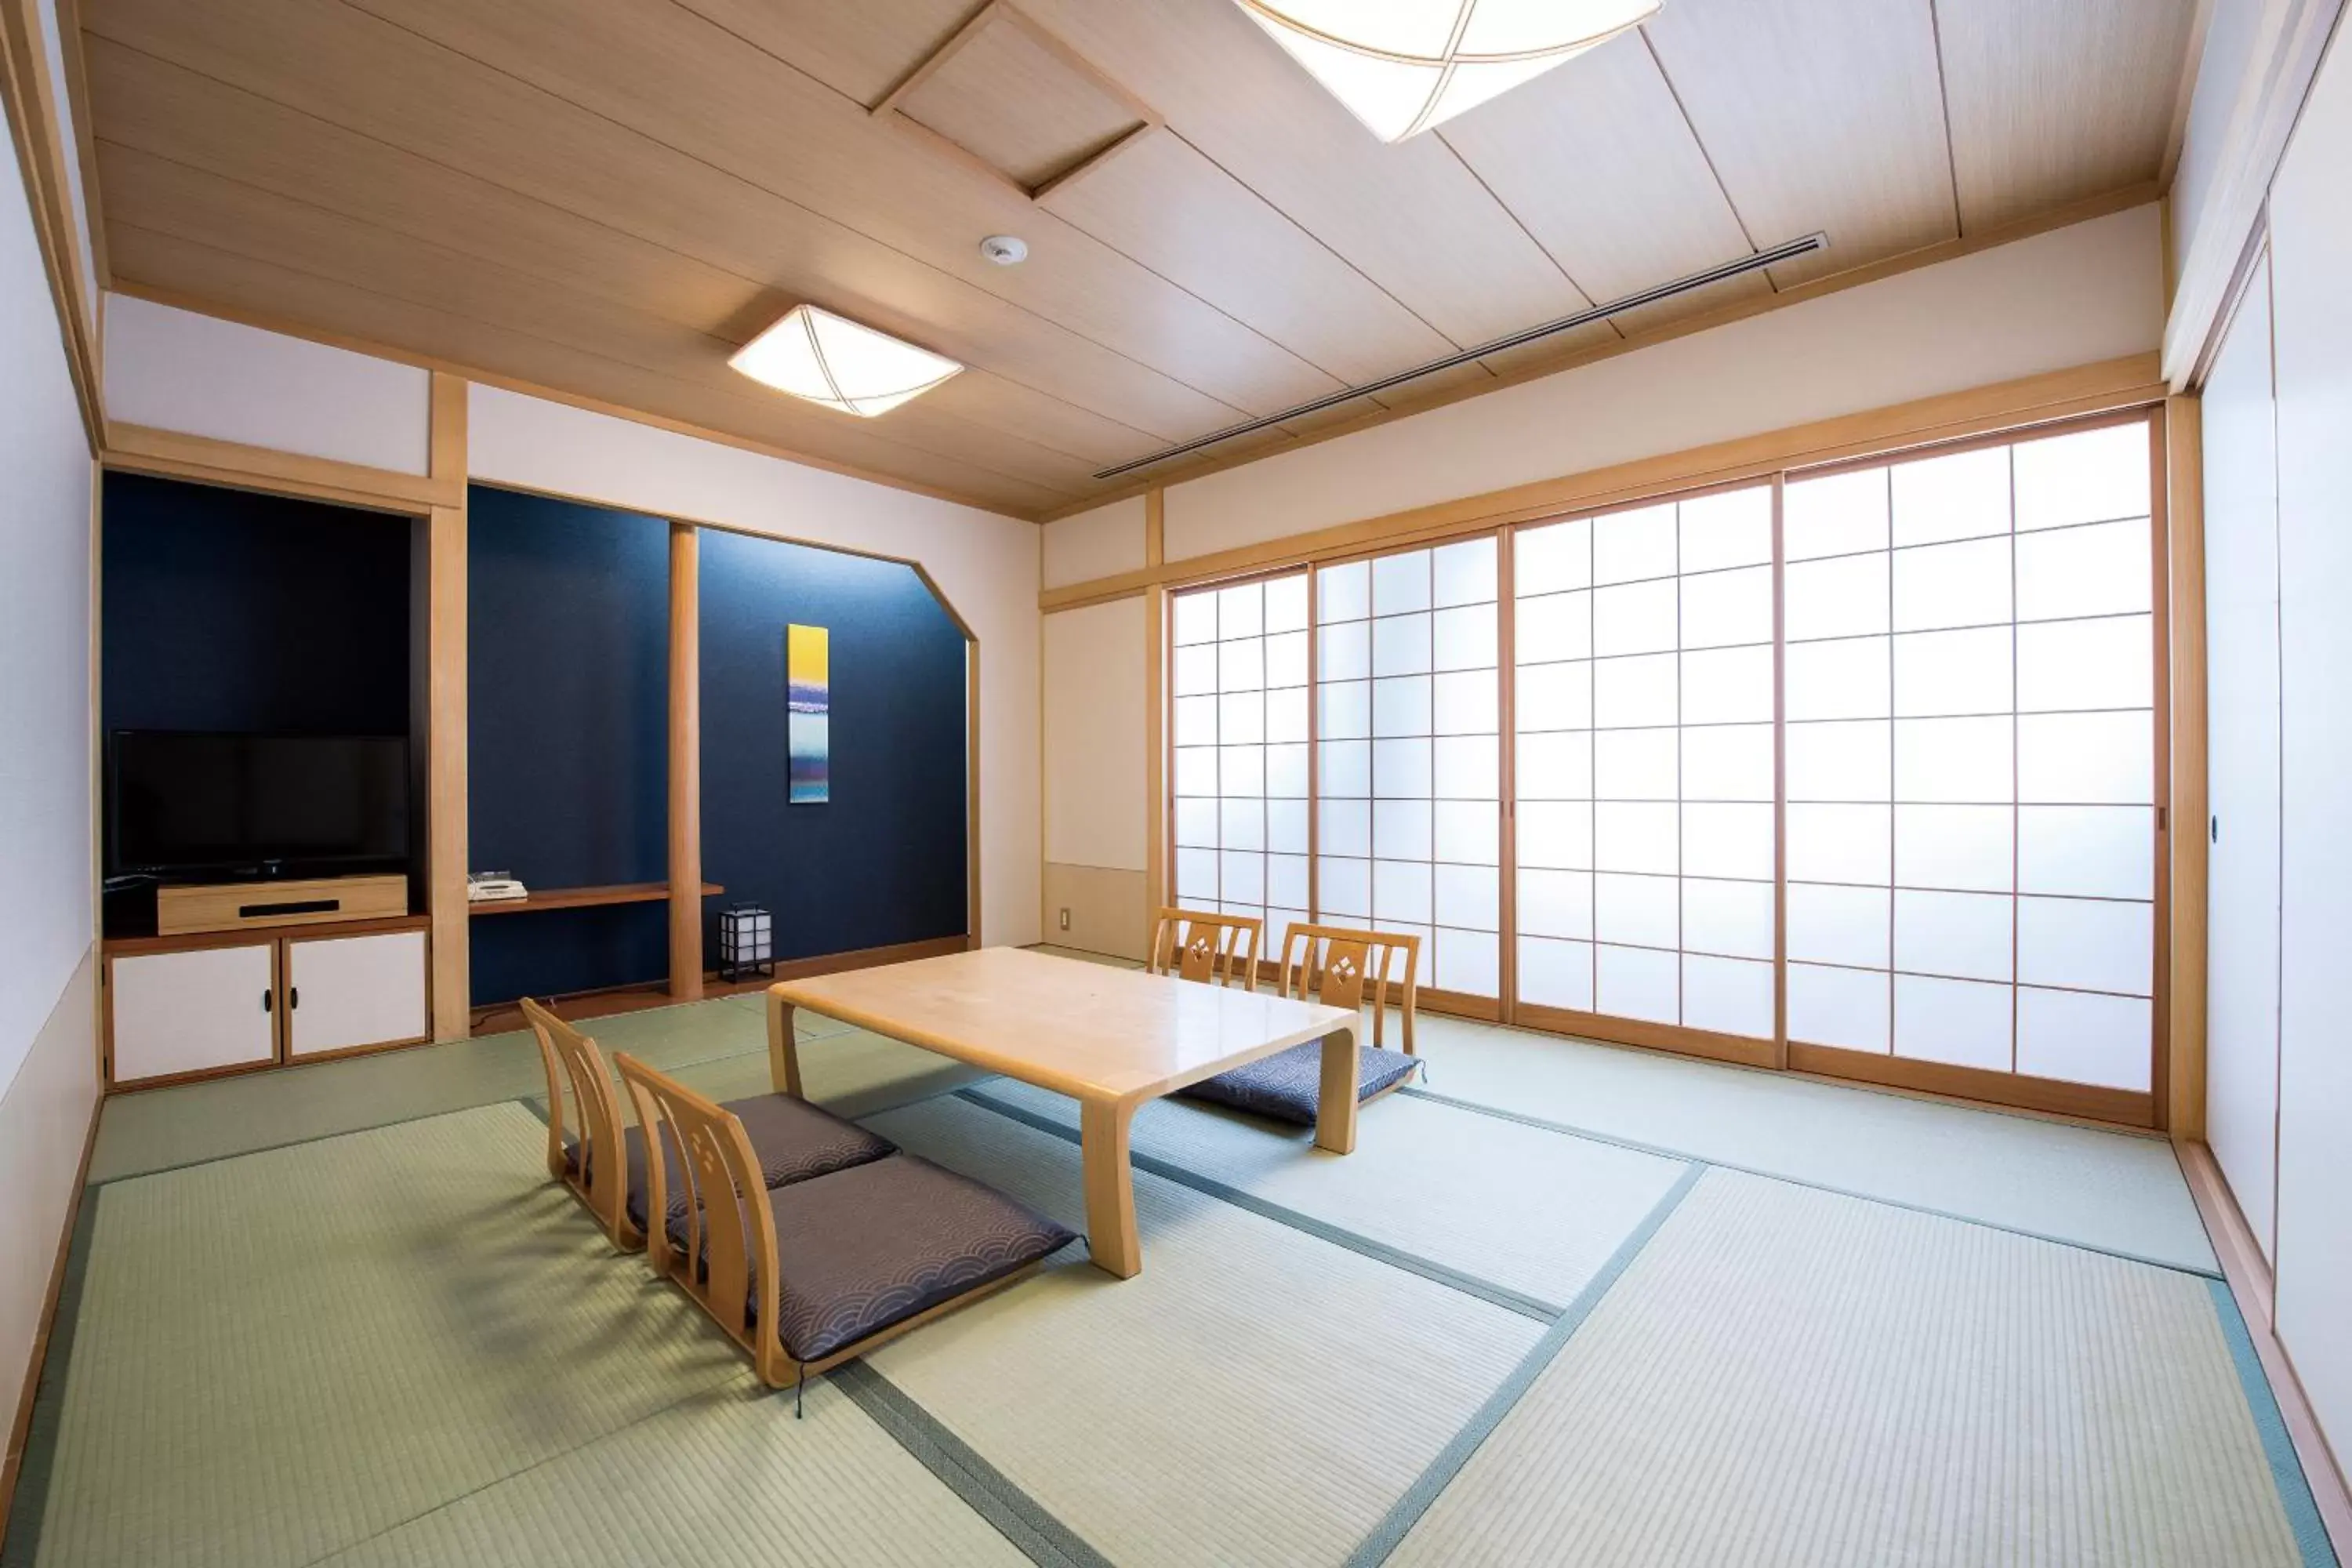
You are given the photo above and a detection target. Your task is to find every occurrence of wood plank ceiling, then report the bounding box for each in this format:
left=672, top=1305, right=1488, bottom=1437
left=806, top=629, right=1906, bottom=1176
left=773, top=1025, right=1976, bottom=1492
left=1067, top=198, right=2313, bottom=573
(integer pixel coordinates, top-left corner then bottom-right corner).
left=80, top=0, right=2198, bottom=518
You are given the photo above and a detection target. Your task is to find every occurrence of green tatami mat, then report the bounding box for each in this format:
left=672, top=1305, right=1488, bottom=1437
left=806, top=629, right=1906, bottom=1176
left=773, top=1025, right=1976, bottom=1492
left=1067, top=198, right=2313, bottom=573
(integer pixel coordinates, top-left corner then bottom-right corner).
left=662, top=1026, right=989, bottom=1121
left=1410, top=1018, right=2216, bottom=1272
left=966, top=1079, right=1688, bottom=1314
left=28, top=1103, right=746, bottom=1568
left=313, top=1373, right=1032, bottom=1568
left=862, top=1095, right=1545, bottom=1568
left=1385, top=1168, right=2314, bottom=1568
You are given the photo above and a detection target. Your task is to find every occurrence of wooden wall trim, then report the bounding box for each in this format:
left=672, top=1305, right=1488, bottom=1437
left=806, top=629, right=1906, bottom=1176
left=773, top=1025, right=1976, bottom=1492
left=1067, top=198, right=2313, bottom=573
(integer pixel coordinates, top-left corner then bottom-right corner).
left=425, top=373, right=469, bottom=1041
left=2165, top=394, right=2209, bottom=1139
left=104, top=422, right=458, bottom=514
left=667, top=523, right=703, bottom=998
left=1041, top=354, right=2167, bottom=608
left=2178, top=1140, right=2352, bottom=1559
left=0, top=0, right=102, bottom=452
left=1788, top=1042, right=2156, bottom=1127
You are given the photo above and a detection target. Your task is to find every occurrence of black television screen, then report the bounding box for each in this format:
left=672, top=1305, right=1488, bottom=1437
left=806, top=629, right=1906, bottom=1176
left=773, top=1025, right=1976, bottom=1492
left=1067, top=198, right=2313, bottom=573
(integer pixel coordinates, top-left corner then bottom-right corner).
left=109, top=731, right=410, bottom=876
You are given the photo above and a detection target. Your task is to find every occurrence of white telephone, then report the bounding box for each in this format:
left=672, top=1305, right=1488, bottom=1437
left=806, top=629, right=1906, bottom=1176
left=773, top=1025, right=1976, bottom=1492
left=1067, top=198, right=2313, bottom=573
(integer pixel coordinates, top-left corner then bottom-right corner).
left=466, top=870, right=529, bottom=903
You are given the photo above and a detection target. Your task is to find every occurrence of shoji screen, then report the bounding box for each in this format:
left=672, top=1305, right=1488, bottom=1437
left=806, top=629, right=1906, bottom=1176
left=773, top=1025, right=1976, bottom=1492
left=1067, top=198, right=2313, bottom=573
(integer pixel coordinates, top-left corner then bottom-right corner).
left=1316, top=539, right=1501, bottom=1000
left=1512, top=485, right=1777, bottom=1048
left=1781, top=420, right=2159, bottom=1092
left=1171, top=573, right=1311, bottom=960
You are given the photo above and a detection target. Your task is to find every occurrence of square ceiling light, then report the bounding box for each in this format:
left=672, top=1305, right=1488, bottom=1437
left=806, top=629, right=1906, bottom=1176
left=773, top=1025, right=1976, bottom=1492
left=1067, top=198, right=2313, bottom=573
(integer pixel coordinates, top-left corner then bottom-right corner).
left=1234, top=0, right=1661, bottom=143
left=728, top=304, right=963, bottom=417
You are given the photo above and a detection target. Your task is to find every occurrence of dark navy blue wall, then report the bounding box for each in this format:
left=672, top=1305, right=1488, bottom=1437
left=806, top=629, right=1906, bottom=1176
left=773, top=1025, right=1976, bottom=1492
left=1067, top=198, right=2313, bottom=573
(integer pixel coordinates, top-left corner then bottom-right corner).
left=699, top=527, right=967, bottom=960
left=466, top=486, right=670, bottom=1005
left=101, top=472, right=412, bottom=738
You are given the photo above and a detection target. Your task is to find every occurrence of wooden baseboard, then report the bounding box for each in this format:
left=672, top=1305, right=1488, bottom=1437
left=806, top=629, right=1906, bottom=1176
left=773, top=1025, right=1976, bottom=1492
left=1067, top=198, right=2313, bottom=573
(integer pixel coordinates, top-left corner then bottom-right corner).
left=0, top=1090, right=102, bottom=1547
left=1513, top=1004, right=1779, bottom=1069
left=2176, top=1140, right=2350, bottom=1559
left=1787, top=1042, right=2154, bottom=1127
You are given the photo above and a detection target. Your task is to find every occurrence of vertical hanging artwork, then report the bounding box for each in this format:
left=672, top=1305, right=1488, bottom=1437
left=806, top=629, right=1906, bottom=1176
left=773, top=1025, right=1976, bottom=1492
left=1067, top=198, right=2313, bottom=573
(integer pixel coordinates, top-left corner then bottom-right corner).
left=788, top=622, right=829, bottom=803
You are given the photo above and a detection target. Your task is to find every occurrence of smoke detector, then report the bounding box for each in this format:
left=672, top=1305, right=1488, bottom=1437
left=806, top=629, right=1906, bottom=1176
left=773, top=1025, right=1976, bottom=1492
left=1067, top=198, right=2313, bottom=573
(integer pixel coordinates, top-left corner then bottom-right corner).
left=979, top=234, right=1029, bottom=266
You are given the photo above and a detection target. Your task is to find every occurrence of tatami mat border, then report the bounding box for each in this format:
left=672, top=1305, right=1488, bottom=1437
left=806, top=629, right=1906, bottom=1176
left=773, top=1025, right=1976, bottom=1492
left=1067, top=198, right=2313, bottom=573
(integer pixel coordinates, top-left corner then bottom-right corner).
left=1402, top=1086, right=2223, bottom=1279
left=1343, top=1163, right=1709, bottom=1567
left=2209, top=1279, right=2343, bottom=1568
left=955, top=1087, right=1572, bottom=1322
left=831, top=1362, right=1113, bottom=1568
left=0, top=1191, right=102, bottom=1568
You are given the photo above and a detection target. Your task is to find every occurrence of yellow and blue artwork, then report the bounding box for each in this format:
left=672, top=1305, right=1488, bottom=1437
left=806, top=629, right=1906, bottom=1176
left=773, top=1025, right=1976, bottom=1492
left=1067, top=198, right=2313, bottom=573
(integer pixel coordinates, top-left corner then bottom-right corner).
left=787, top=622, right=829, bottom=804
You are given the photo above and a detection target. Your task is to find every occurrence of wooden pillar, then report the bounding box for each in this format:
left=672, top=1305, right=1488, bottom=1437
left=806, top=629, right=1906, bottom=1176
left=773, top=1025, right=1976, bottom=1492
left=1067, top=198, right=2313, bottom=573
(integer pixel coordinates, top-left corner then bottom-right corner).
left=2165, top=395, right=2207, bottom=1140
left=669, top=523, right=703, bottom=999
left=426, top=373, right=470, bottom=1041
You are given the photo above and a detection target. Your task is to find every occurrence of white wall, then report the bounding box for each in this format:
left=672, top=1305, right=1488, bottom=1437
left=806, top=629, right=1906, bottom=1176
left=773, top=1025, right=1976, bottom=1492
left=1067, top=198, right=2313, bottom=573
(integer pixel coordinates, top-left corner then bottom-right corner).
left=103, top=294, right=432, bottom=474
left=0, top=86, right=96, bottom=1501
left=2267, top=14, right=2352, bottom=1486
left=1042, top=495, right=1148, bottom=590
left=2199, top=256, right=2282, bottom=1261
left=466, top=387, right=1041, bottom=949
left=1161, top=204, right=2163, bottom=562
left=1043, top=597, right=1148, bottom=873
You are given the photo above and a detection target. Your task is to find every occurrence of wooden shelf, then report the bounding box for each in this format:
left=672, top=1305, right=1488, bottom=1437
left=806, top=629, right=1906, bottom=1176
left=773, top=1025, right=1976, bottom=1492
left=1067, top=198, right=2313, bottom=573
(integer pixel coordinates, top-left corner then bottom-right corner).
left=466, top=880, right=723, bottom=917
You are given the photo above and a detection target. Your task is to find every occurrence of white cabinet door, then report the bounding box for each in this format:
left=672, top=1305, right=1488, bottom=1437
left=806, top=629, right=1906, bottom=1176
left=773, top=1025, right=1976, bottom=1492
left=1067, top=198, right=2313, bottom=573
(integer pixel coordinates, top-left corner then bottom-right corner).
left=286, top=931, right=428, bottom=1058
left=111, top=945, right=278, bottom=1083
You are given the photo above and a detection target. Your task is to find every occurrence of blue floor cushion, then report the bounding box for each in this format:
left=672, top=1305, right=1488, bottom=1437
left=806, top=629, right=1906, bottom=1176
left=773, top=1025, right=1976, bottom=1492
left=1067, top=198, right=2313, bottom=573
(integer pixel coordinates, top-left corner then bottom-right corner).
left=1177, top=1040, right=1420, bottom=1126
left=564, top=1092, right=897, bottom=1230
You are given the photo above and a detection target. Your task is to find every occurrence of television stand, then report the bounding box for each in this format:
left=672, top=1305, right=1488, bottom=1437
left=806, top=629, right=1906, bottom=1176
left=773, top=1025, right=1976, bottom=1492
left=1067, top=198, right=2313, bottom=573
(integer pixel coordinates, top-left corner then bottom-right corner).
left=158, top=873, right=410, bottom=937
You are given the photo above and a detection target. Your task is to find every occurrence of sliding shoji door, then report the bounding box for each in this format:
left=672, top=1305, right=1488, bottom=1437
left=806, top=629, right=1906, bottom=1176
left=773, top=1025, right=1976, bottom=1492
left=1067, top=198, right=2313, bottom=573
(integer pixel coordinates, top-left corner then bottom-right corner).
left=1780, top=419, right=2161, bottom=1102
left=1512, top=485, right=1779, bottom=1058
left=1171, top=572, right=1312, bottom=964
left=1315, top=539, right=1502, bottom=1004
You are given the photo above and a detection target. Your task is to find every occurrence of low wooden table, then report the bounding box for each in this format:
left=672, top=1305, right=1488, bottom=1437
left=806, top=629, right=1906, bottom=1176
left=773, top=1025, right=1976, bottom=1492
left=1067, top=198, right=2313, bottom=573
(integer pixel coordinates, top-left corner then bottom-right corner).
left=765, top=946, right=1359, bottom=1278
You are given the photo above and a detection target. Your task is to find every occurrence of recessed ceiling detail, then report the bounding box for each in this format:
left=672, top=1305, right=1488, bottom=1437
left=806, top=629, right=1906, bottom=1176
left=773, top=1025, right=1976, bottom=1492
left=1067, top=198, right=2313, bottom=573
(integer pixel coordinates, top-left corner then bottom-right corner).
left=1232, top=0, right=1662, bottom=143
left=874, top=1, right=1160, bottom=201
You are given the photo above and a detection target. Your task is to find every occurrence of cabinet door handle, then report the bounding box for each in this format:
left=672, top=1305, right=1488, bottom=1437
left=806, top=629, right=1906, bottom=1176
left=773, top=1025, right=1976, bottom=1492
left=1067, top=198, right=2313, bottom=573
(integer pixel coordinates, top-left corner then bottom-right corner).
left=262, top=990, right=273, bottom=1014
left=289, top=987, right=300, bottom=1010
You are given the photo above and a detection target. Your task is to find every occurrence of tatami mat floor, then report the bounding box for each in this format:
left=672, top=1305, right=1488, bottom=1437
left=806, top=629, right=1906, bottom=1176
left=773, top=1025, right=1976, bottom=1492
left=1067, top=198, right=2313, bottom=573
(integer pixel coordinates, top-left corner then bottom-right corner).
left=10, top=945, right=2330, bottom=1566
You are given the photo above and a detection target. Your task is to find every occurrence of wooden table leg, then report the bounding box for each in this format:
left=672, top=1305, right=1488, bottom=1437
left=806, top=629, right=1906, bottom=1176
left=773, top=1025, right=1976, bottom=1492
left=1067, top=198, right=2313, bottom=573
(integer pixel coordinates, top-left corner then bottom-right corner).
left=765, top=990, right=803, bottom=1098
left=1314, top=1025, right=1359, bottom=1156
left=1080, top=1098, right=1141, bottom=1279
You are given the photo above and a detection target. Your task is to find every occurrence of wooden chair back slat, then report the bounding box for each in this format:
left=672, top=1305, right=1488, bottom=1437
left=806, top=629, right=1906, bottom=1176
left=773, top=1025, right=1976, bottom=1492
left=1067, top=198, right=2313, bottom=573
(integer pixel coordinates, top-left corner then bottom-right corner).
left=1148, top=906, right=1263, bottom=990
left=1274, top=923, right=1421, bottom=1055
left=615, top=1052, right=786, bottom=1383
left=522, top=996, right=636, bottom=1245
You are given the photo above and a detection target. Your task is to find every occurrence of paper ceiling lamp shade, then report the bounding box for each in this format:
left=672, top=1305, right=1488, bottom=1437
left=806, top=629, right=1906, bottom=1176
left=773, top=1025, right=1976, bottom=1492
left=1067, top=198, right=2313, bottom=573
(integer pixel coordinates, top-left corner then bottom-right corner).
left=1234, top=0, right=1660, bottom=142
left=728, top=304, right=963, bottom=417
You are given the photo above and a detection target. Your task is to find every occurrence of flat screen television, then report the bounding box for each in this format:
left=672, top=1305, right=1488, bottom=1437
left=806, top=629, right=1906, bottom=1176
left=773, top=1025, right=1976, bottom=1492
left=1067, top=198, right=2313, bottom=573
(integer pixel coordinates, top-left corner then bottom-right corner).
left=107, top=731, right=410, bottom=877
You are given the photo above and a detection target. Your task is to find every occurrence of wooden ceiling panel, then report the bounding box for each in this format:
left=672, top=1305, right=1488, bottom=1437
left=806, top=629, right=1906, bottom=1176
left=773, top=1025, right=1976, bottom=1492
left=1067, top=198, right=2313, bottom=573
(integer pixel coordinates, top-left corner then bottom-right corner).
left=322, top=0, right=1342, bottom=416
left=1642, top=0, right=1958, bottom=286
left=670, top=0, right=976, bottom=110
left=96, top=142, right=1111, bottom=495
left=1436, top=31, right=1762, bottom=306
left=1038, top=124, right=1457, bottom=387
left=893, top=11, right=1146, bottom=192
left=1013, top=0, right=1599, bottom=347
left=1937, top=0, right=2195, bottom=233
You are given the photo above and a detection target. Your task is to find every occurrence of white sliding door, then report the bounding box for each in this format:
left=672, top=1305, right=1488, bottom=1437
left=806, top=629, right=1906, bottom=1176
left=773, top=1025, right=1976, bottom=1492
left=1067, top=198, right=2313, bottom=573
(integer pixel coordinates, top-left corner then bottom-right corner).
left=1512, top=485, right=1777, bottom=1048
left=2200, top=259, right=2283, bottom=1259
left=1316, top=540, right=1501, bottom=1000
left=1783, top=421, right=2161, bottom=1094
left=1171, top=572, right=1311, bottom=960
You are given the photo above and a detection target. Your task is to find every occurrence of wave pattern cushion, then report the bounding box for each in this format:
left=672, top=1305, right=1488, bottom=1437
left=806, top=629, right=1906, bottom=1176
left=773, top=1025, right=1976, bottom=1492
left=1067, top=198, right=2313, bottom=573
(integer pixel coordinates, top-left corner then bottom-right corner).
left=562, top=1092, right=896, bottom=1230
left=1176, top=1040, right=1420, bottom=1126
left=665, top=1154, right=1076, bottom=1365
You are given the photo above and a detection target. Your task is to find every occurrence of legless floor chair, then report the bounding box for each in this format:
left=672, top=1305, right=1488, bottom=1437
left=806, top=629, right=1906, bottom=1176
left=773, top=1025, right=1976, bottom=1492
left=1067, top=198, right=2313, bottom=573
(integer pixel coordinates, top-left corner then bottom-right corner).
left=1145, top=906, right=1264, bottom=988
left=1176, top=923, right=1423, bottom=1126
left=615, top=1052, right=1074, bottom=1408
left=521, top=996, right=896, bottom=1250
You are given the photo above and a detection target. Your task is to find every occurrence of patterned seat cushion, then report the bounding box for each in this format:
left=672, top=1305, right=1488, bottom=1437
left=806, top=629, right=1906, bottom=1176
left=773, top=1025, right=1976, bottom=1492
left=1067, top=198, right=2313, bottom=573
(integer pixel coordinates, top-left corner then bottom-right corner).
left=666, top=1154, right=1076, bottom=1364
left=1176, top=1040, right=1420, bottom=1126
left=561, top=1093, right=897, bottom=1230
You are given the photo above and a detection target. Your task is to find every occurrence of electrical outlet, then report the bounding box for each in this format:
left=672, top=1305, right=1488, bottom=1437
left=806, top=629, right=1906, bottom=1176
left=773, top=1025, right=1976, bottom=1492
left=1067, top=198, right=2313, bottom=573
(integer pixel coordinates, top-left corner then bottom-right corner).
left=1058, top=907, right=1071, bottom=931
